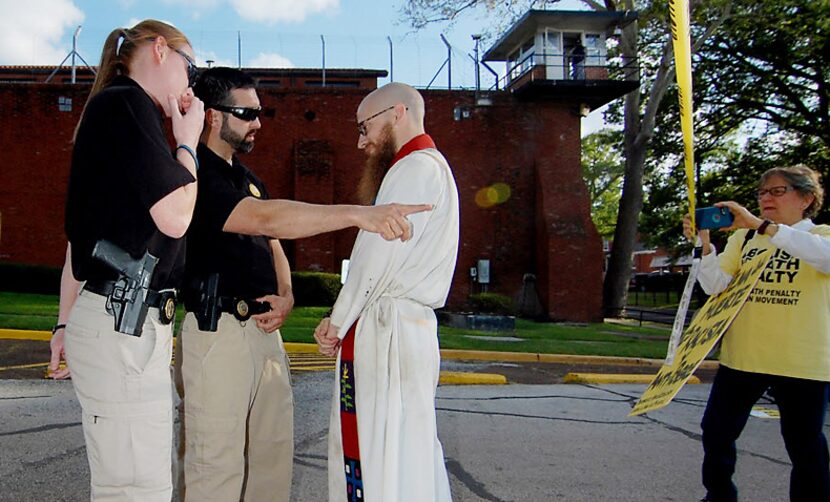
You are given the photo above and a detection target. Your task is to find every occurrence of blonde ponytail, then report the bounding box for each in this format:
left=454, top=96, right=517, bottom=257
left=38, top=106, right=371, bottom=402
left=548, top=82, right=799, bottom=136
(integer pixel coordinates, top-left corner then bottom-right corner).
left=74, top=20, right=191, bottom=141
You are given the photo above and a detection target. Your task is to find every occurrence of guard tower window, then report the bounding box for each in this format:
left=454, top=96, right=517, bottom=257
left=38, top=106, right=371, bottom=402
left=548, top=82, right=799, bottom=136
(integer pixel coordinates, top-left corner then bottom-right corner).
left=520, top=38, right=535, bottom=74
left=545, top=30, right=561, bottom=55
left=508, top=50, right=520, bottom=80
left=585, top=34, right=603, bottom=66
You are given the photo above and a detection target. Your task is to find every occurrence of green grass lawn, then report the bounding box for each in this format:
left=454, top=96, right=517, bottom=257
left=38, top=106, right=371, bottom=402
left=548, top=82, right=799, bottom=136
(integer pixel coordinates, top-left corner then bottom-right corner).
left=0, top=292, right=674, bottom=358
left=0, top=292, right=61, bottom=330
left=438, top=319, right=671, bottom=358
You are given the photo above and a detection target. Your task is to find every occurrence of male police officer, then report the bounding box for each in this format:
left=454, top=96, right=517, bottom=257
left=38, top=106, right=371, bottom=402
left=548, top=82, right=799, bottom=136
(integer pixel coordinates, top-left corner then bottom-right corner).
left=179, top=68, right=429, bottom=502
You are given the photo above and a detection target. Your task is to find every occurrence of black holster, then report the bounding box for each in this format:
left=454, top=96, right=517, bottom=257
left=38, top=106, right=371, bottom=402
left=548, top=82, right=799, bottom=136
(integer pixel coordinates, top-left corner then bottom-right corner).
left=192, top=274, right=220, bottom=332
left=90, top=240, right=159, bottom=337
left=186, top=274, right=271, bottom=332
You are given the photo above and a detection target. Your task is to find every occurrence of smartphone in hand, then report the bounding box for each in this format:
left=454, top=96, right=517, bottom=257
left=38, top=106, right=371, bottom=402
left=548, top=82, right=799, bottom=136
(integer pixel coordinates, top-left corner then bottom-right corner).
left=695, top=206, right=734, bottom=230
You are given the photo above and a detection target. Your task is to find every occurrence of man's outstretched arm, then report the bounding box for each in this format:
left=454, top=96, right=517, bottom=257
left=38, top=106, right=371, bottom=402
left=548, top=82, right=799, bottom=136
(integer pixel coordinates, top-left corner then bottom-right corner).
left=223, top=198, right=430, bottom=241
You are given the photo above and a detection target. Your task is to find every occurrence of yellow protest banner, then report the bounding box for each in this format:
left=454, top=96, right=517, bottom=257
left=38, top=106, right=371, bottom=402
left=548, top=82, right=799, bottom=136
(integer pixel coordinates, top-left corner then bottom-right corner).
left=668, top=0, right=697, bottom=227
left=629, top=248, right=772, bottom=416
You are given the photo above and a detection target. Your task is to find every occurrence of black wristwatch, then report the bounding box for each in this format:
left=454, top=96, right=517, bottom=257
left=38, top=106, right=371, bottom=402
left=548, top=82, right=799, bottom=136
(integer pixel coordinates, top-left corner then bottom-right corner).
left=52, top=323, right=67, bottom=335
left=757, top=219, right=773, bottom=235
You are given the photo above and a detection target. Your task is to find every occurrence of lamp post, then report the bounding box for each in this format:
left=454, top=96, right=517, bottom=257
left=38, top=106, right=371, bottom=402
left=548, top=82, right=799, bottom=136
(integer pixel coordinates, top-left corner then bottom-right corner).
left=471, top=34, right=482, bottom=93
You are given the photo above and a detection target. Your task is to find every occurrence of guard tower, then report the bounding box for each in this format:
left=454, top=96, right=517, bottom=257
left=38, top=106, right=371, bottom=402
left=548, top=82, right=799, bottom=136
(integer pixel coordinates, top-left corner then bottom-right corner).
left=483, top=9, right=638, bottom=113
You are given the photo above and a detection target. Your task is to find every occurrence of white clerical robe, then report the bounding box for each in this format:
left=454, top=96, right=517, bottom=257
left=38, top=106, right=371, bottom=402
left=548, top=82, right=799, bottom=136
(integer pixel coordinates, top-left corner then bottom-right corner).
left=327, top=146, right=459, bottom=502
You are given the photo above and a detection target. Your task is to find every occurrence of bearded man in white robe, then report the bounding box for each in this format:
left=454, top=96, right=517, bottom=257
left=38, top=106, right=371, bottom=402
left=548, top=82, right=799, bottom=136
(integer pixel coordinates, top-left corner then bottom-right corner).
left=314, top=82, right=459, bottom=502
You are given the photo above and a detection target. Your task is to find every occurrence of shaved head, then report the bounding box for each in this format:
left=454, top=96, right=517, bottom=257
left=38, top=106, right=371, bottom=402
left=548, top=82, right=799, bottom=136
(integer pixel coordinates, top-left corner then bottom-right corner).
left=354, top=82, right=428, bottom=203
left=358, top=82, right=425, bottom=132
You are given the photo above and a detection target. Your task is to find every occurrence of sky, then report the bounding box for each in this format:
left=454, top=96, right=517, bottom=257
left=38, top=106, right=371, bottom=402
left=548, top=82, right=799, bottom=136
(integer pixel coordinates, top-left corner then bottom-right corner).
left=0, top=0, right=605, bottom=133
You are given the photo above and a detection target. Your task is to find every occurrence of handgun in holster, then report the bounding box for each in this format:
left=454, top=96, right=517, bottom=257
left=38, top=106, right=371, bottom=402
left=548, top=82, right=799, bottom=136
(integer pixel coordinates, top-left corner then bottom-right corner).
left=193, top=273, right=220, bottom=332
left=91, top=239, right=159, bottom=337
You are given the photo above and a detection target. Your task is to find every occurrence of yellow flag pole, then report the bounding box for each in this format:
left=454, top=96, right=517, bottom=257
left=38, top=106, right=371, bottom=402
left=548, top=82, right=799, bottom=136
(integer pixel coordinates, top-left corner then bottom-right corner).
left=669, top=0, right=696, bottom=227
left=664, top=0, right=699, bottom=365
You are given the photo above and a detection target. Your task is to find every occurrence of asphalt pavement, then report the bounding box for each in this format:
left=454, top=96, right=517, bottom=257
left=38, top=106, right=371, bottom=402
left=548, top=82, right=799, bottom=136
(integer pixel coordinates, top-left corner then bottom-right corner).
left=0, top=366, right=807, bottom=502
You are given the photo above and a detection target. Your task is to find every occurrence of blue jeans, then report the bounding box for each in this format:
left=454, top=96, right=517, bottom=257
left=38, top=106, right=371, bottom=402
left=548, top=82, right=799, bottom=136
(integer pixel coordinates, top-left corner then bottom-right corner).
left=701, top=365, right=830, bottom=501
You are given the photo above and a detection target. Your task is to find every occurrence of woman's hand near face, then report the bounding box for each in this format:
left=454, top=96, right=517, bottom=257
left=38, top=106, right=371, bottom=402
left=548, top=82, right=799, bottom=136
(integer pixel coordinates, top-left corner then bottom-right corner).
left=179, top=88, right=195, bottom=114
left=168, top=91, right=204, bottom=149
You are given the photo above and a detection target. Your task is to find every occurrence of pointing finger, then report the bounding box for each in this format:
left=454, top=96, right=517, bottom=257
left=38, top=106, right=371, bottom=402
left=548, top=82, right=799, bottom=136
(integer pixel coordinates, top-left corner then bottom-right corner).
left=398, top=204, right=432, bottom=217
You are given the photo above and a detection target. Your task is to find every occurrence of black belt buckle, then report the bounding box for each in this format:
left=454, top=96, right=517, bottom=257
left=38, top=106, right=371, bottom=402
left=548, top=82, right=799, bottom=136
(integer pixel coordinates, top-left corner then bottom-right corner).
left=158, top=291, right=177, bottom=325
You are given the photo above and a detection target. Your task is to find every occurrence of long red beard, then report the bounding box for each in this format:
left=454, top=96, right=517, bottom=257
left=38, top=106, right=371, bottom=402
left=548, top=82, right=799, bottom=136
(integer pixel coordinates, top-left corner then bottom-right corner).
left=356, top=124, right=397, bottom=205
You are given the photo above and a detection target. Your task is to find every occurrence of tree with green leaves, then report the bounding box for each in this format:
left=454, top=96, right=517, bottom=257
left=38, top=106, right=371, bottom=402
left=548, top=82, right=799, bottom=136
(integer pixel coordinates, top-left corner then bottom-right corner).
left=400, top=0, right=731, bottom=316
left=582, top=129, right=625, bottom=239
left=638, top=0, right=830, bottom=257
left=698, top=0, right=830, bottom=150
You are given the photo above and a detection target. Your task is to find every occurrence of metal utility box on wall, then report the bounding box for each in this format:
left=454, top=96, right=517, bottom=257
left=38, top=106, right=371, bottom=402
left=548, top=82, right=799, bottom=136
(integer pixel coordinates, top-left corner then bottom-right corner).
left=477, top=259, right=491, bottom=284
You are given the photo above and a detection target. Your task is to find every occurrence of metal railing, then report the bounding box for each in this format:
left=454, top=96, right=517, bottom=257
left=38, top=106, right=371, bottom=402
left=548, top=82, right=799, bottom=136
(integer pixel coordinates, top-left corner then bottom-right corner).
left=493, top=51, right=639, bottom=90
left=609, top=307, right=697, bottom=327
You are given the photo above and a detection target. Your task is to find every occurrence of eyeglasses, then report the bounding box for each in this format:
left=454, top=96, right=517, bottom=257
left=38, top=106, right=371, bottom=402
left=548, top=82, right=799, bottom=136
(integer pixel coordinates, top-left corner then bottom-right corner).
left=357, top=105, right=397, bottom=136
left=756, top=185, right=795, bottom=198
left=173, top=48, right=199, bottom=88
left=211, top=104, right=262, bottom=122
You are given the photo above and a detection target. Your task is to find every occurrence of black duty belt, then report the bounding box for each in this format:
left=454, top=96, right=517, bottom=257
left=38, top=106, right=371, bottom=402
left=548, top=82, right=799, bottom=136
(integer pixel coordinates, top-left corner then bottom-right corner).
left=83, top=280, right=177, bottom=325
left=185, top=295, right=270, bottom=322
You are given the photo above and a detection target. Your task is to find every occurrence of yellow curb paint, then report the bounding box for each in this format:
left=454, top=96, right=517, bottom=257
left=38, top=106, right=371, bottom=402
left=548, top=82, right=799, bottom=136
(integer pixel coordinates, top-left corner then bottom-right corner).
left=0, top=362, right=50, bottom=371
left=439, top=371, right=507, bottom=385
left=563, top=373, right=701, bottom=385
left=284, top=343, right=323, bottom=353
left=441, top=349, right=720, bottom=370
left=0, top=329, right=51, bottom=341
left=441, top=350, right=540, bottom=363
left=750, top=406, right=780, bottom=419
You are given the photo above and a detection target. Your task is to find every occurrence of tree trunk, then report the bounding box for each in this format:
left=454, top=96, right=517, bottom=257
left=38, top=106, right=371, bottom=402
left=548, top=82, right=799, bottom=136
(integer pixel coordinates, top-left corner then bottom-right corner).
left=602, top=0, right=676, bottom=316
left=602, top=0, right=642, bottom=316
left=602, top=95, right=645, bottom=316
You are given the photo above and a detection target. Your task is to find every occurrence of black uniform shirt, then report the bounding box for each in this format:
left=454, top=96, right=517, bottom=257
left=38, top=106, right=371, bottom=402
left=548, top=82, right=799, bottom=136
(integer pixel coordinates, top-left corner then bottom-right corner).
left=65, top=75, right=196, bottom=290
left=182, top=143, right=277, bottom=299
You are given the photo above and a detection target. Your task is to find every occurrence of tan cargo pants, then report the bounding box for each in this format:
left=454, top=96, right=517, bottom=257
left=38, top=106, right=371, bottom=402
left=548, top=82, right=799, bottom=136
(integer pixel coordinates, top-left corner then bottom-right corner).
left=176, top=312, right=294, bottom=502
left=65, top=290, right=174, bottom=501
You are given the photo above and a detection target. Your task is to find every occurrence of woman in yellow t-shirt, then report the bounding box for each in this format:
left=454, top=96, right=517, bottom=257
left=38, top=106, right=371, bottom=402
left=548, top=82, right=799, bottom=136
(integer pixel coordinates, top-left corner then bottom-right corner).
left=683, top=164, right=830, bottom=502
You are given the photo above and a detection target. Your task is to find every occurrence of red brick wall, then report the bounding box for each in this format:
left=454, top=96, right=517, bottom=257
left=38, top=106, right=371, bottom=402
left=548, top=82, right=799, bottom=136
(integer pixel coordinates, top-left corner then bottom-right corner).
left=0, top=84, right=604, bottom=321
left=0, top=84, right=86, bottom=267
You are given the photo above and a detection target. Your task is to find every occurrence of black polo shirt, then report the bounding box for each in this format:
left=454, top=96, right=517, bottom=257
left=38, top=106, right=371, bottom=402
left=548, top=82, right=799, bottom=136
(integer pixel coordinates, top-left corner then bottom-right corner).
left=182, top=143, right=277, bottom=300
left=65, top=76, right=196, bottom=290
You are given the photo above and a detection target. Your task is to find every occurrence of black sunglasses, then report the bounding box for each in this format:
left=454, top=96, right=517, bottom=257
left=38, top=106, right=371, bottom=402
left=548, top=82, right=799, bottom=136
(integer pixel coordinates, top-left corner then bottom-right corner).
left=210, top=104, right=263, bottom=122
left=173, top=48, right=199, bottom=88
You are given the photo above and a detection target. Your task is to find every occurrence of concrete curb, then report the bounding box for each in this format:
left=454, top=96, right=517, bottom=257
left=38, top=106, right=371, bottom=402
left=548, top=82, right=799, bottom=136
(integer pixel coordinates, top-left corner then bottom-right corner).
left=440, top=348, right=720, bottom=370
left=0, top=329, right=51, bottom=341
left=284, top=342, right=322, bottom=353
left=439, top=371, right=507, bottom=385
left=276, top=344, right=722, bottom=372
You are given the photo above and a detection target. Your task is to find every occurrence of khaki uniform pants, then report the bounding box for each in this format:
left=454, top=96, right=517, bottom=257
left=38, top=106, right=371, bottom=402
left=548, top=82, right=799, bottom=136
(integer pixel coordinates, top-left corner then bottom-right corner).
left=64, top=290, right=174, bottom=502
left=177, top=312, right=294, bottom=502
